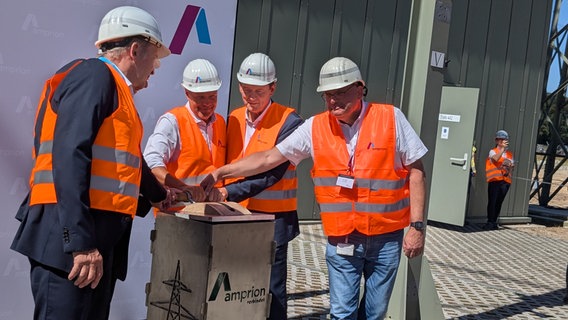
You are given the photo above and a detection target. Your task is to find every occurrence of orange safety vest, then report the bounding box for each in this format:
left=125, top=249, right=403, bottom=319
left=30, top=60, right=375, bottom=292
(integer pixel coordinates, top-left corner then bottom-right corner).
left=226, top=102, right=297, bottom=212
left=485, top=148, right=513, bottom=184
left=166, top=106, right=226, bottom=186
left=311, top=103, right=410, bottom=236
left=29, top=60, right=143, bottom=217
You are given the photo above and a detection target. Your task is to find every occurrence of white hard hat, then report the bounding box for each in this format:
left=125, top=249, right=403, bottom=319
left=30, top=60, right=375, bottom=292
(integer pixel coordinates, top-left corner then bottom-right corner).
left=237, top=53, right=277, bottom=86
left=495, top=130, right=509, bottom=140
left=316, top=57, right=365, bottom=92
left=182, top=59, right=222, bottom=93
left=95, top=6, right=171, bottom=59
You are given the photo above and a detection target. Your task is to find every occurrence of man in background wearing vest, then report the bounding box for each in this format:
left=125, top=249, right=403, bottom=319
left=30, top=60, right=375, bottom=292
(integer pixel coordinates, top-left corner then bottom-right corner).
left=11, top=7, right=178, bottom=320
left=484, top=130, right=515, bottom=230
left=144, top=58, right=226, bottom=202
left=221, top=53, right=304, bottom=320
left=201, top=57, right=428, bottom=320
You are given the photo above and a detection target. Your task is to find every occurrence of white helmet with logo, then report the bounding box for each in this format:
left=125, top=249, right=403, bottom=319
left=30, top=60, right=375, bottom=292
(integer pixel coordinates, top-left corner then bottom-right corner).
left=182, top=59, right=222, bottom=93
left=316, top=57, right=365, bottom=92
left=237, top=53, right=277, bottom=86
left=95, top=6, right=171, bottom=58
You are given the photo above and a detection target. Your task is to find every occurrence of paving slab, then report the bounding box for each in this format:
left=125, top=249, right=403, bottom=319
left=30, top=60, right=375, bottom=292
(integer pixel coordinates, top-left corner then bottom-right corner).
left=286, top=223, right=568, bottom=319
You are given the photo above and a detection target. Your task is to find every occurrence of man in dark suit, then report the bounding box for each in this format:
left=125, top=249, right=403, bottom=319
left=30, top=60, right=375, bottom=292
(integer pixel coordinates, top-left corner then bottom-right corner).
left=11, top=6, right=180, bottom=320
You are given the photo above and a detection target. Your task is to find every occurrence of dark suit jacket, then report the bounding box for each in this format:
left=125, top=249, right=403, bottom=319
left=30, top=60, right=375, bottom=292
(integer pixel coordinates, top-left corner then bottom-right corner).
left=11, top=58, right=166, bottom=281
left=224, top=106, right=304, bottom=245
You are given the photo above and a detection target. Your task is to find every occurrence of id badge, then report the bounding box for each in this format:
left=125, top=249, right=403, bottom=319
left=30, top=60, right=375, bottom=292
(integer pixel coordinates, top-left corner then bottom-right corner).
left=337, top=243, right=354, bottom=256
left=336, top=174, right=355, bottom=189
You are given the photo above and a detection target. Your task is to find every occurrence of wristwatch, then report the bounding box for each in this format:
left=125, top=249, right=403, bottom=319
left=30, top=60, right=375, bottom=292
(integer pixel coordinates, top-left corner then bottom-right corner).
left=410, top=221, right=425, bottom=231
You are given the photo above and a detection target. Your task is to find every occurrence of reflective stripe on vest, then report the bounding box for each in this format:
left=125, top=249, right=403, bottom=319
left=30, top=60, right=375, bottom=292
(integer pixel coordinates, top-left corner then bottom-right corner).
left=485, top=148, right=513, bottom=184
left=251, top=167, right=297, bottom=201
left=32, top=143, right=140, bottom=192
left=37, top=140, right=53, bottom=155
left=312, top=177, right=406, bottom=190
left=226, top=102, right=298, bottom=212
left=31, top=171, right=141, bottom=197
left=485, top=168, right=503, bottom=181
left=318, top=198, right=410, bottom=213
left=33, top=170, right=53, bottom=184
left=92, top=145, right=140, bottom=168
left=90, top=175, right=139, bottom=198
left=251, top=189, right=297, bottom=200
left=166, top=106, right=226, bottom=187
left=281, top=169, right=296, bottom=180
left=311, top=103, right=410, bottom=236
left=28, top=60, right=143, bottom=217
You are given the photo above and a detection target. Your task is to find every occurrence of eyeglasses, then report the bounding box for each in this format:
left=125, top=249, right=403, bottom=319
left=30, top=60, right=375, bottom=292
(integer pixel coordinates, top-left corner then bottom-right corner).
left=321, top=84, right=357, bottom=101
left=138, top=35, right=163, bottom=49
left=99, top=35, right=162, bottom=52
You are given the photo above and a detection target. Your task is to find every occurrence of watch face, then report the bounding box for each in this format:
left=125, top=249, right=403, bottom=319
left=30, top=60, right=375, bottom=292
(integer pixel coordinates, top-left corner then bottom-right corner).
left=411, top=221, right=424, bottom=230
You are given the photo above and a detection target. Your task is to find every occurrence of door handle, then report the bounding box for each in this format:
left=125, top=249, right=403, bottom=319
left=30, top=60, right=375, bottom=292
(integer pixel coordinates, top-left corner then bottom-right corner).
left=450, top=153, right=468, bottom=170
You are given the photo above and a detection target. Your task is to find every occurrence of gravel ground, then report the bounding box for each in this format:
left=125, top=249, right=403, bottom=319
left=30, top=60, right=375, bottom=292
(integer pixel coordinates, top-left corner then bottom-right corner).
left=507, top=224, right=568, bottom=241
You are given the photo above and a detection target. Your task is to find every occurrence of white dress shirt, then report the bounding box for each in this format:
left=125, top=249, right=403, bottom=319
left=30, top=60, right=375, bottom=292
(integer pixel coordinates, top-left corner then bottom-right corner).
left=144, top=102, right=218, bottom=169
left=276, top=101, right=428, bottom=170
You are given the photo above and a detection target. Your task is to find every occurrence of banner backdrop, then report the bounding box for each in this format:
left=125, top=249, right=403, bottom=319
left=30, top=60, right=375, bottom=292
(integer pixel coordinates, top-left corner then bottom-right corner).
left=0, top=0, right=237, bottom=318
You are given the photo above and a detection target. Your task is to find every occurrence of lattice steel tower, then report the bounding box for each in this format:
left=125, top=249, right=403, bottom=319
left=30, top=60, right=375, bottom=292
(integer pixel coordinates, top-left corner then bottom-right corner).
left=532, top=0, right=568, bottom=207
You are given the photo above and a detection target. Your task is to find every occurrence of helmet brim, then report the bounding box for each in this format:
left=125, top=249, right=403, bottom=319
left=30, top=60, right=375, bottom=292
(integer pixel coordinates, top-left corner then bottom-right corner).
left=316, top=80, right=365, bottom=93
left=237, top=73, right=277, bottom=86
left=181, top=82, right=222, bottom=93
left=95, top=35, right=170, bottom=59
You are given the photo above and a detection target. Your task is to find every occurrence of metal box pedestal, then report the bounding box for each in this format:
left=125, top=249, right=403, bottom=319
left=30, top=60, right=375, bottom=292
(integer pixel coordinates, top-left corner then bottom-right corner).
left=146, top=209, right=275, bottom=320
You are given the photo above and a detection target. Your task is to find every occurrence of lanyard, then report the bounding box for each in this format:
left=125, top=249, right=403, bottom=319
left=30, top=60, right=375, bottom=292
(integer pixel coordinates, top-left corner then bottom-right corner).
left=98, top=56, right=121, bottom=74
left=347, top=154, right=354, bottom=175
left=98, top=57, right=133, bottom=94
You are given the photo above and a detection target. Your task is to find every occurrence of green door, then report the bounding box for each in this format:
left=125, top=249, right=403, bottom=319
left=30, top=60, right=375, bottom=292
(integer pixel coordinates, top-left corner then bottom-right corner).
left=427, top=87, right=479, bottom=226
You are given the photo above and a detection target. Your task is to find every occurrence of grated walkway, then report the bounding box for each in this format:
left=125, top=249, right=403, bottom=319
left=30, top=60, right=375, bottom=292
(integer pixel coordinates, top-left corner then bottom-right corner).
left=286, top=223, right=568, bottom=319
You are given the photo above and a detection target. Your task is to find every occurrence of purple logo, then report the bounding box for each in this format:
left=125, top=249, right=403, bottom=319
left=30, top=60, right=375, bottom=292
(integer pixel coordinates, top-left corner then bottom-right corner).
left=170, top=5, right=211, bottom=55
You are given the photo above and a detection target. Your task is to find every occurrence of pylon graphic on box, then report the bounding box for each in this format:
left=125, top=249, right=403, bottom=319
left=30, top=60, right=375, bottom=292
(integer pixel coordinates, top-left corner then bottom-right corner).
left=149, top=260, right=196, bottom=320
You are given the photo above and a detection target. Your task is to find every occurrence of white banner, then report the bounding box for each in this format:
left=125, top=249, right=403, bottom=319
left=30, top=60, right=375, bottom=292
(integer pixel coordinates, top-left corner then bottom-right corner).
left=0, top=0, right=237, bottom=318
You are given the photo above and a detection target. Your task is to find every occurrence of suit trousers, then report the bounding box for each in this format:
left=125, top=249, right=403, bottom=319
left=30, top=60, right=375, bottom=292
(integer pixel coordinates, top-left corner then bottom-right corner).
left=26, top=211, right=133, bottom=320
left=263, top=211, right=299, bottom=319
left=29, top=257, right=118, bottom=320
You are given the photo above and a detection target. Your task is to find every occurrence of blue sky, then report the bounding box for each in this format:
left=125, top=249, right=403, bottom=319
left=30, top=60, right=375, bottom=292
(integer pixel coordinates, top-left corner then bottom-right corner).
left=547, top=2, right=568, bottom=92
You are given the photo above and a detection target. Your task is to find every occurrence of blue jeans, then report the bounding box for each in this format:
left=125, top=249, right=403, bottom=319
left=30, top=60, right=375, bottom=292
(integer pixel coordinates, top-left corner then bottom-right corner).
left=326, top=229, right=403, bottom=320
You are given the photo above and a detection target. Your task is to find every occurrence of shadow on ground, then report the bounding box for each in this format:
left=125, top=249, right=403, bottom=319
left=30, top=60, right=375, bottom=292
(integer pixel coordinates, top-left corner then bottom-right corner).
left=452, top=288, right=567, bottom=319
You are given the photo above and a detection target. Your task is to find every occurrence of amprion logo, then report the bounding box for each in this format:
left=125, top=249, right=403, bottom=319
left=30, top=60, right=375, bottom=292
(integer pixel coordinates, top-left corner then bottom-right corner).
left=208, top=272, right=266, bottom=304
left=0, top=53, right=32, bottom=75
left=22, top=14, right=64, bottom=38
left=170, top=5, right=211, bottom=55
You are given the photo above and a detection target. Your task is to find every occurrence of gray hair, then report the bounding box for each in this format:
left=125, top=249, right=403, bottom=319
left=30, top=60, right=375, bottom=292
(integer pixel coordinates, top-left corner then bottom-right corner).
left=98, top=36, right=151, bottom=59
